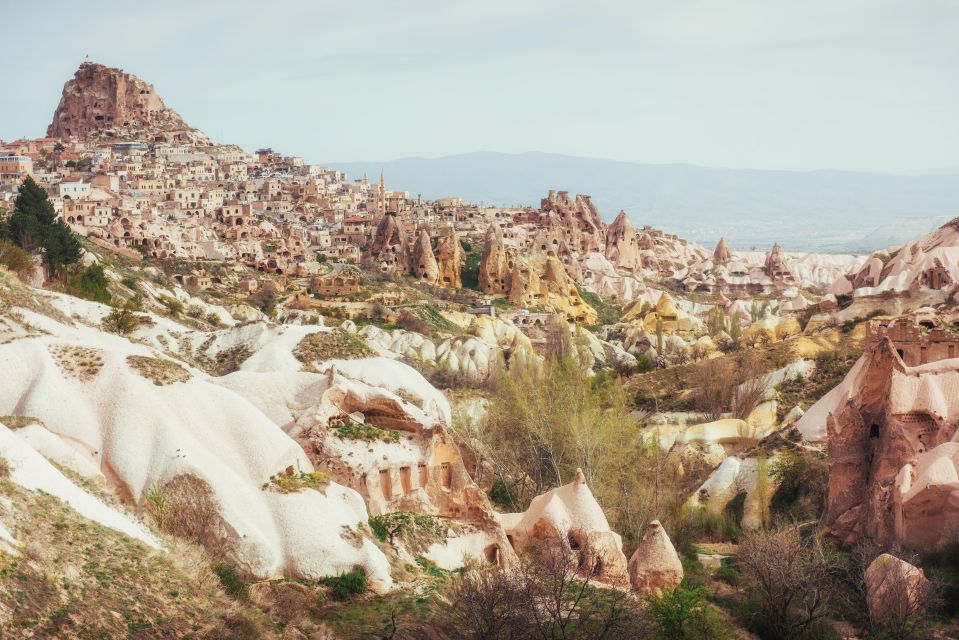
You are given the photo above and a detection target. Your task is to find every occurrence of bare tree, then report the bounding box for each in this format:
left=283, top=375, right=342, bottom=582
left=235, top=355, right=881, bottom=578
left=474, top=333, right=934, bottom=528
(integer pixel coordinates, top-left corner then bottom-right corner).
left=441, top=537, right=644, bottom=640
left=738, top=524, right=839, bottom=639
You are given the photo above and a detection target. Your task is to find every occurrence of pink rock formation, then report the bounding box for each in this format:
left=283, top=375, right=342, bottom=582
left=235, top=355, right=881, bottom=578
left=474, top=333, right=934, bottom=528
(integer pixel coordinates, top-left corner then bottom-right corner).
left=627, top=520, right=684, bottom=595
left=367, top=213, right=409, bottom=275
left=536, top=190, right=606, bottom=255
left=435, top=226, right=463, bottom=288
left=865, top=554, right=932, bottom=625
left=831, top=218, right=959, bottom=295
left=605, top=210, right=642, bottom=273
left=713, top=237, right=731, bottom=264
left=48, top=61, right=197, bottom=141
left=478, top=226, right=512, bottom=294
left=411, top=228, right=439, bottom=283
left=800, top=315, right=959, bottom=552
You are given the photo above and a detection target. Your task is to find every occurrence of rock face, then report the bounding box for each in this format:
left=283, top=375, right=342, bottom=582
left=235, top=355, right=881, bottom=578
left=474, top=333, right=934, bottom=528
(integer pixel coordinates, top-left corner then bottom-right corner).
left=627, top=520, right=684, bottom=595
left=536, top=190, right=606, bottom=255
left=508, top=252, right=598, bottom=324
left=831, top=218, right=959, bottom=296
left=48, top=62, right=198, bottom=141
left=478, top=226, right=512, bottom=294
left=501, top=470, right=629, bottom=586
left=605, top=211, right=642, bottom=273
left=435, top=226, right=463, bottom=288
left=411, top=228, right=439, bottom=283
left=800, top=316, right=959, bottom=552
left=368, top=213, right=409, bottom=275
left=865, top=554, right=932, bottom=624
left=713, top=237, right=731, bottom=264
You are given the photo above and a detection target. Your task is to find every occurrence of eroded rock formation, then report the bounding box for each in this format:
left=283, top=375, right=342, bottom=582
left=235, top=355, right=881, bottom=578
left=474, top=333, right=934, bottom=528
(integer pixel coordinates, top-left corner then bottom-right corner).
left=627, top=520, right=684, bottom=595
left=478, top=226, right=512, bottom=294
left=799, top=315, right=959, bottom=552
left=48, top=61, right=201, bottom=141
left=605, top=211, right=642, bottom=273
left=367, top=213, right=410, bottom=275
left=435, top=226, right=463, bottom=288
left=411, top=228, right=439, bottom=283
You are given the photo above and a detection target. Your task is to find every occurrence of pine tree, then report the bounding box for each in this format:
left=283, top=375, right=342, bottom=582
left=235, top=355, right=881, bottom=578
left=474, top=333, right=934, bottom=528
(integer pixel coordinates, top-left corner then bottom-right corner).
left=6, top=177, right=81, bottom=276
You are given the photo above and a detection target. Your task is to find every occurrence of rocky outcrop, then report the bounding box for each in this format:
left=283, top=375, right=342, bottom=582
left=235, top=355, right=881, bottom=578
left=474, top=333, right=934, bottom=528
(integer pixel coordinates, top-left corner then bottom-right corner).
left=537, top=190, right=606, bottom=255
left=478, top=226, right=512, bottom=294
left=500, top=469, right=629, bottom=586
left=831, top=218, right=959, bottom=296
left=367, top=213, right=409, bottom=275
left=764, top=243, right=794, bottom=283
left=48, top=61, right=202, bottom=142
left=508, top=252, right=598, bottom=324
left=411, top=229, right=439, bottom=283
left=605, top=211, right=642, bottom=273
left=435, top=226, right=463, bottom=288
left=799, top=316, right=959, bottom=552
left=865, top=554, right=932, bottom=625
left=627, top=521, right=683, bottom=595
left=713, top=237, right=731, bottom=264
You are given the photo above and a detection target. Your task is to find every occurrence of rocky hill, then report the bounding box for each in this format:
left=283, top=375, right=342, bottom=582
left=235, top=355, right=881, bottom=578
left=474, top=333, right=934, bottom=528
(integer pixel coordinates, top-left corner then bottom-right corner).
left=47, top=61, right=205, bottom=143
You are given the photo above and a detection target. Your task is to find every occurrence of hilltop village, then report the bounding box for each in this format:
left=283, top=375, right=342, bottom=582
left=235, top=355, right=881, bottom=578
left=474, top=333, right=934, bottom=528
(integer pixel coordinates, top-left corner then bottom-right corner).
left=1, top=62, right=958, bottom=640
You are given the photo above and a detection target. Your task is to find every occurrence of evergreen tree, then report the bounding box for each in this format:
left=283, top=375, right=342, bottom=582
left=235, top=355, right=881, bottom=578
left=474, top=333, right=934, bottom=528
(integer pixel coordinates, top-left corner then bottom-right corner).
left=6, top=177, right=81, bottom=276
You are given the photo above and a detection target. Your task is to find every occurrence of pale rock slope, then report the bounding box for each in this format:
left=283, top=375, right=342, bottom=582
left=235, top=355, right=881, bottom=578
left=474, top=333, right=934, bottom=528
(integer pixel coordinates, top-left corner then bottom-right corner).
left=0, top=279, right=392, bottom=588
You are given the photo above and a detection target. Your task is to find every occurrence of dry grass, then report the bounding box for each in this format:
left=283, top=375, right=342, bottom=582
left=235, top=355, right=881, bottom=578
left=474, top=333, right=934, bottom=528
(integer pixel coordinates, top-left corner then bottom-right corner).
left=264, top=470, right=329, bottom=494
left=126, top=355, right=192, bottom=385
left=0, top=479, right=277, bottom=639
left=49, top=345, right=104, bottom=381
left=0, top=415, right=41, bottom=429
left=293, top=329, right=372, bottom=370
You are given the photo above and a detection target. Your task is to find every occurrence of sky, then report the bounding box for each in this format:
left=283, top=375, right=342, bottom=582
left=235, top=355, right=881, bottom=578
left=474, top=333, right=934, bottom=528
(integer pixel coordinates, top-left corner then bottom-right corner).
left=2, top=0, right=958, bottom=174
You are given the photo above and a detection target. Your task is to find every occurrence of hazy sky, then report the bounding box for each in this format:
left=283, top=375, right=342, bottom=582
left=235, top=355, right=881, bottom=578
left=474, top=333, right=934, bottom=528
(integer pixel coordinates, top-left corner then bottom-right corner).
left=2, top=0, right=958, bottom=173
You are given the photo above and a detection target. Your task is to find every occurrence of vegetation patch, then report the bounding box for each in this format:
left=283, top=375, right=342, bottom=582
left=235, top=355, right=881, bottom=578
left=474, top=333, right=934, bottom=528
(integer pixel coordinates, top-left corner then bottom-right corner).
left=334, top=422, right=400, bottom=443
left=322, top=569, right=368, bottom=601
left=0, top=415, right=41, bottom=429
left=368, top=512, right=445, bottom=552
left=264, top=470, right=329, bottom=494
left=49, top=344, right=104, bottom=381
left=293, top=329, right=372, bottom=368
left=126, top=354, right=191, bottom=385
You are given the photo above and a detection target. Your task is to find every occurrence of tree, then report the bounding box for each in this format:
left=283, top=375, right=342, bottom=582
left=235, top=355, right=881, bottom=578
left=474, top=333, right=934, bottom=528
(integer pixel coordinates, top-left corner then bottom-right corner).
left=738, top=525, right=839, bottom=639
left=5, top=177, right=81, bottom=276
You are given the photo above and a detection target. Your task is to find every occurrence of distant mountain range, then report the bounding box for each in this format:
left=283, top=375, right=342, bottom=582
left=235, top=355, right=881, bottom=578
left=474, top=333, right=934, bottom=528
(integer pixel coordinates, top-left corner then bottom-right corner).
left=328, top=151, right=959, bottom=252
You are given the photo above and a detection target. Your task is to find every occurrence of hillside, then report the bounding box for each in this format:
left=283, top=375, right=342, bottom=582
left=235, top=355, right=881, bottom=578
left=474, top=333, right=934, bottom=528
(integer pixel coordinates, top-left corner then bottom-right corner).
left=329, top=151, right=959, bottom=251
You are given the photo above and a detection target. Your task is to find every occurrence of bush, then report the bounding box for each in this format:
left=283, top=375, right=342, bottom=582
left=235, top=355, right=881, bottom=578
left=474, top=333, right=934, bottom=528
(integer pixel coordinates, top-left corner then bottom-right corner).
left=0, top=239, right=36, bottom=280
left=212, top=563, right=248, bottom=600
left=160, top=295, right=183, bottom=317
left=770, top=450, right=828, bottom=520
left=322, top=569, right=367, bottom=601
left=368, top=512, right=444, bottom=551
left=67, top=264, right=111, bottom=304
left=186, top=303, right=204, bottom=319
left=102, top=302, right=141, bottom=336
left=646, top=585, right=728, bottom=639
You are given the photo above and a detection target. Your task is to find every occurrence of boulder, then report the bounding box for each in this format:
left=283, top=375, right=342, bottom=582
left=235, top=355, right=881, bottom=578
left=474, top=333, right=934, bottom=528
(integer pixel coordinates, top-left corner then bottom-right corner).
left=865, top=554, right=932, bottom=624
left=627, top=520, right=683, bottom=595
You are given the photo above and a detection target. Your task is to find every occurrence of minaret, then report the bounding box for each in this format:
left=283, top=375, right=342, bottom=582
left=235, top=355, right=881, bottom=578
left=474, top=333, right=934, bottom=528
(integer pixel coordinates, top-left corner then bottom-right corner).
left=379, top=169, right=386, bottom=216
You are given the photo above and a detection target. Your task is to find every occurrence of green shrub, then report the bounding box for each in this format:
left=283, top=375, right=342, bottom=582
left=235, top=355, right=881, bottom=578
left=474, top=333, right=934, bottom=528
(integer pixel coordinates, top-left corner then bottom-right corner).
left=102, top=302, right=141, bottom=336
left=715, top=557, right=741, bottom=586
left=213, top=563, right=248, bottom=600
left=186, top=303, right=204, bottom=318
left=368, top=512, right=445, bottom=551
left=265, top=470, right=328, bottom=493
left=334, top=422, right=399, bottom=443
left=646, top=585, right=728, bottom=639
left=67, top=264, right=111, bottom=304
left=322, top=568, right=366, bottom=601
left=160, top=295, right=183, bottom=317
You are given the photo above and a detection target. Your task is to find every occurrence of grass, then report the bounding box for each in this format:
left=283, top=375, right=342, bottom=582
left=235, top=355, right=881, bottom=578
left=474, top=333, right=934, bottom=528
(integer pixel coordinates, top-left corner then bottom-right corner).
left=0, top=479, right=276, bottom=638
left=368, top=513, right=445, bottom=552
left=0, top=415, right=41, bottom=429
left=322, top=569, right=367, bottom=601
left=126, top=354, right=192, bottom=385
left=292, top=329, right=373, bottom=368
left=334, top=423, right=400, bottom=443
left=264, top=470, right=329, bottom=494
